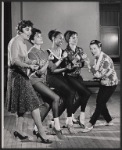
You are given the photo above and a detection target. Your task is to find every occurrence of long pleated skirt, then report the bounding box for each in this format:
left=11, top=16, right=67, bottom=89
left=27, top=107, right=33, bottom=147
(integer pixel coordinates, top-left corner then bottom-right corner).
left=6, top=68, right=41, bottom=114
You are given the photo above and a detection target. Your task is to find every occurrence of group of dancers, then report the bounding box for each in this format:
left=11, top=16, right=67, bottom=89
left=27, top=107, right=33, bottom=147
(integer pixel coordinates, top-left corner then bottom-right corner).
left=6, top=20, right=118, bottom=143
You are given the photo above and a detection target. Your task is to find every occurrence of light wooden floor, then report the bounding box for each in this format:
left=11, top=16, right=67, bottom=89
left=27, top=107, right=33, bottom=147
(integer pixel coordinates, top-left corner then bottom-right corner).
left=3, top=92, right=120, bottom=148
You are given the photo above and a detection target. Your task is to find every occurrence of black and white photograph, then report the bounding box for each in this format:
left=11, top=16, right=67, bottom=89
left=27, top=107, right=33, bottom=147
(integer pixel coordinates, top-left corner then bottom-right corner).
left=1, top=0, right=121, bottom=148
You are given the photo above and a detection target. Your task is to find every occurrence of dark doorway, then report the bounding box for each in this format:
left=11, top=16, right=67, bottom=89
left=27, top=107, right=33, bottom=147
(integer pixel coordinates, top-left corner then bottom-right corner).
left=4, top=2, right=12, bottom=101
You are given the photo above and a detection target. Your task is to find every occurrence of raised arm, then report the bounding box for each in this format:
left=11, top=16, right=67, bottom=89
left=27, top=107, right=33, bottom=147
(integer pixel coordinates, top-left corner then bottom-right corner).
left=28, top=51, right=48, bottom=75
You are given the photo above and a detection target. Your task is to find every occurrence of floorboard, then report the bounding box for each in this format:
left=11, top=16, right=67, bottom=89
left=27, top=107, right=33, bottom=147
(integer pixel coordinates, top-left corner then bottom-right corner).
left=3, top=92, right=120, bottom=148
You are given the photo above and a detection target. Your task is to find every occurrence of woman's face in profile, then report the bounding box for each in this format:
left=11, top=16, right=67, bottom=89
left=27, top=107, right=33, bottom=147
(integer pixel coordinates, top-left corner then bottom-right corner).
left=54, top=33, right=64, bottom=47
left=21, top=26, right=32, bottom=40
left=69, top=34, right=78, bottom=46
left=90, top=44, right=101, bottom=58
left=33, top=33, right=43, bottom=45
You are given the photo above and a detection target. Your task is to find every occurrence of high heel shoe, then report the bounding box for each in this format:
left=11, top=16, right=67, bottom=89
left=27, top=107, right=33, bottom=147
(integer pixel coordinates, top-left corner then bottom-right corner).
left=79, top=121, right=85, bottom=128
left=52, top=127, right=65, bottom=140
left=33, top=130, right=52, bottom=144
left=13, top=131, right=29, bottom=140
left=33, top=130, right=38, bottom=136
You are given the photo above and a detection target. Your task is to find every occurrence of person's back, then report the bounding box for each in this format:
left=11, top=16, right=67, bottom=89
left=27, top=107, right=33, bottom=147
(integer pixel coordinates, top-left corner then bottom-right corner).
left=8, top=35, right=18, bottom=67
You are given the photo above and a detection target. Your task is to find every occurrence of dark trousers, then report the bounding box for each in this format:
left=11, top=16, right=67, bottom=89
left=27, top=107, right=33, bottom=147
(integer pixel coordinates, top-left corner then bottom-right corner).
left=90, top=85, right=117, bottom=125
left=47, top=75, right=75, bottom=117
left=65, top=75, right=91, bottom=113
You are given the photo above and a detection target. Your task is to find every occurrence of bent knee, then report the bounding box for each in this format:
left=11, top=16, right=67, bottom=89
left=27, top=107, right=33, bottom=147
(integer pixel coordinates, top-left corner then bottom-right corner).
left=88, top=91, right=92, bottom=97
left=54, top=95, right=60, bottom=103
left=68, top=89, right=75, bottom=97
left=44, top=102, right=50, bottom=108
left=84, top=90, right=91, bottom=97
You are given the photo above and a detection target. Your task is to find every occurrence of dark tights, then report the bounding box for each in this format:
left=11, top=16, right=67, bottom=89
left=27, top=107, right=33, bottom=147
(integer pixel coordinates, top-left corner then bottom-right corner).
left=47, top=75, right=75, bottom=117
left=39, top=103, right=51, bottom=122
left=65, top=75, right=91, bottom=113
left=33, top=81, right=60, bottom=118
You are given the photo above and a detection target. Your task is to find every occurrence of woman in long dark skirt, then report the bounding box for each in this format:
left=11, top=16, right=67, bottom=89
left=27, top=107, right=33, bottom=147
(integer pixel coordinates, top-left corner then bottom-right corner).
left=6, top=20, right=52, bottom=143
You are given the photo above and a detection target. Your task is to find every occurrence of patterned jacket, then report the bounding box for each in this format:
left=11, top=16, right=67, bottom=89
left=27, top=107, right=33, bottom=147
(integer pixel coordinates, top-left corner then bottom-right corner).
left=91, top=51, right=118, bottom=86
left=64, top=45, right=85, bottom=76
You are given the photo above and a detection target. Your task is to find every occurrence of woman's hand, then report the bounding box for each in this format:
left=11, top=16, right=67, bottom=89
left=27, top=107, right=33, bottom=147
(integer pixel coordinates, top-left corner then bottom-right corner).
left=101, top=79, right=109, bottom=85
left=82, top=53, right=88, bottom=60
left=84, top=57, right=91, bottom=72
left=36, top=69, right=46, bottom=76
left=66, top=64, right=72, bottom=70
left=32, top=60, right=39, bottom=65
left=85, top=57, right=90, bottom=65
left=83, top=54, right=90, bottom=66
left=29, top=64, right=39, bottom=71
left=73, top=63, right=80, bottom=68
left=62, top=51, right=68, bottom=59
left=94, top=72, right=101, bottom=78
left=48, top=53, right=54, bottom=61
left=39, top=59, right=46, bottom=67
left=93, top=77, right=100, bottom=81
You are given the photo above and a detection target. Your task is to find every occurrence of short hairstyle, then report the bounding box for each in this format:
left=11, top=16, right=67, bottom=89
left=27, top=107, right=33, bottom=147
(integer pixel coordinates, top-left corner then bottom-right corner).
left=90, top=40, right=102, bottom=48
left=64, top=30, right=78, bottom=43
left=16, top=20, right=33, bottom=34
left=29, top=28, right=41, bottom=44
left=48, top=29, right=62, bottom=41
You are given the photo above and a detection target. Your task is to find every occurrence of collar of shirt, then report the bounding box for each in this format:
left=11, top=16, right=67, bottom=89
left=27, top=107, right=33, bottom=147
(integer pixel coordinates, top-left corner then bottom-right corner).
left=94, top=51, right=104, bottom=70
left=66, top=45, right=79, bottom=54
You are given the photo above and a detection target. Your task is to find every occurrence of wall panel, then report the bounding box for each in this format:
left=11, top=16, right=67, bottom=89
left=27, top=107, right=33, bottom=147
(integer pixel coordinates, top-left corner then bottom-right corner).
left=22, top=2, right=100, bottom=63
